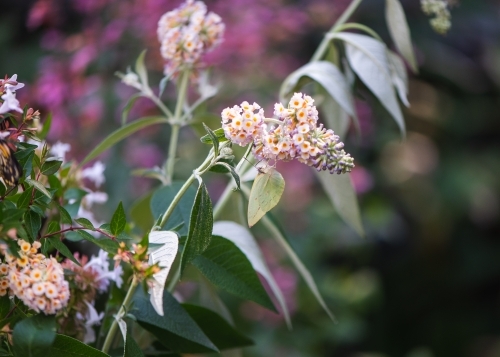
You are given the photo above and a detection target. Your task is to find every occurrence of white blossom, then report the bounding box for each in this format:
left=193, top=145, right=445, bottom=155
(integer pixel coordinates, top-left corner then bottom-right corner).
left=76, top=300, right=104, bottom=344
left=82, top=161, right=106, bottom=188
left=0, top=89, right=23, bottom=114
left=50, top=141, right=71, bottom=162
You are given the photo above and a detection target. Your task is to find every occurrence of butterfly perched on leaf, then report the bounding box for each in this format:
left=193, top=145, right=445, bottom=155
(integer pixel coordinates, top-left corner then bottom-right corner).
left=0, top=139, right=22, bottom=187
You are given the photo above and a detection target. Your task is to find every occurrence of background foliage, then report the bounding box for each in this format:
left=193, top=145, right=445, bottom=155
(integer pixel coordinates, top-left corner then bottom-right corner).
left=2, top=0, right=500, bottom=356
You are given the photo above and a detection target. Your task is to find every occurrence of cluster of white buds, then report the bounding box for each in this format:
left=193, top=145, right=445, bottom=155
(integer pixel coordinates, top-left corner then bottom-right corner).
left=1, top=240, right=70, bottom=314
left=221, top=93, right=354, bottom=175
left=421, top=0, right=452, bottom=34
left=157, top=0, right=224, bottom=78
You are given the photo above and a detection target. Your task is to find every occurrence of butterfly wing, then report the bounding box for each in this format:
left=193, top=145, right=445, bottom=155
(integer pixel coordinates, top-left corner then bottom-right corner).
left=0, top=139, right=22, bottom=187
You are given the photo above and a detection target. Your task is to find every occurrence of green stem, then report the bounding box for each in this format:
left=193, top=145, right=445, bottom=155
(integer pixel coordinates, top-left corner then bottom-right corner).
left=157, top=151, right=214, bottom=229
left=102, top=275, right=139, bottom=354
left=147, top=94, right=173, bottom=119
left=311, top=0, right=363, bottom=62
left=213, top=145, right=253, bottom=219
left=166, top=124, right=180, bottom=184
left=166, top=70, right=191, bottom=183
left=159, top=173, right=195, bottom=228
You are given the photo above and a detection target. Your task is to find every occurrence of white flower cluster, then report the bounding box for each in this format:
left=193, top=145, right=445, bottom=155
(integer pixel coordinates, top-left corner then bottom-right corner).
left=157, top=0, right=225, bottom=77
left=0, top=240, right=70, bottom=314
left=221, top=93, right=355, bottom=175
left=0, top=74, right=24, bottom=114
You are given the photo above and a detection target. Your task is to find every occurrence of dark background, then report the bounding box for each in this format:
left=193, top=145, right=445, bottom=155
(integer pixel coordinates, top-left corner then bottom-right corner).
left=2, top=0, right=500, bottom=356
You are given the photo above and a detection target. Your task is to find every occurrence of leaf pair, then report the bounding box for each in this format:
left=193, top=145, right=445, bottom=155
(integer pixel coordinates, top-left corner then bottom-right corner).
left=132, top=288, right=252, bottom=354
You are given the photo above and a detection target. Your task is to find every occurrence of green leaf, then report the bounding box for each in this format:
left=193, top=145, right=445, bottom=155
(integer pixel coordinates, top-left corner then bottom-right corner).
left=315, top=171, right=364, bottom=237
left=76, top=230, right=119, bottom=254
left=110, top=202, right=126, bottom=236
left=123, top=332, right=144, bottom=357
left=17, top=189, right=32, bottom=209
left=331, top=32, right=406, bottom=135
left=74, top=218, right=94, bottom=230
left=150, top=182, right=197, bottom=234
left=12, top=315, right=56, bottom=357
left=212, top=163, right=240, bottom=190
left=24, top=179, right=52, bottom=199
left=180, top=182, right=213, bottom=274
left=385, top=0, right=418, bottom=73
left=55, top=203, right=72, bottom=225
left=247, top=167, right=285, bottom=227
left=158, top=74, right=172, bottom=97
left=80, top=116, right=169, bottom=167
left=192, top=235, right=276, bottom=311
left=24, top=210, right=42, bottom=241
left=0, top=295, right=11, bottom=320
left=320, top=92, right=351, bottom=139
left=261, top=215, right=336, bottom=322
left=41, top=158, right=62, bottom=176
left=213, top=221, right=290, bottom=327
left=121, top=93, right=142, bottom=126
left=202, top=123, right=219, bottom=156
left=48, top=334, right=110, bottom=357
left=39, top=113, right=52, bottom=140
left=387, top=50, right=410, bottom=107
left=30, top=205, right=44, bottom=217
left=208, top=158, right=233, bottom=174
left=182, top=304, right=253, bottom=350
left=131, top=288, right=217, bottom=353
left=16, top=150, right=33, bottom=178
left=135, top=50, right=149, bottom=89
left=280, top=61, right=357, bottom=123
left=200, top=128, right=227, bottom=145
left=47, top=235, right=80, bottom=266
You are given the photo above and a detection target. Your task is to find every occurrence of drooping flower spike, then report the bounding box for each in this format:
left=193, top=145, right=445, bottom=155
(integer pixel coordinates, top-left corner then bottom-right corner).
left=221, top=93, right=355, bottom=175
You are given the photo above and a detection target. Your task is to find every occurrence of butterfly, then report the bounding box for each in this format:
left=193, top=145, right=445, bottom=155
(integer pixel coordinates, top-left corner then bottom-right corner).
left=0, top=139, right=22, bottom=187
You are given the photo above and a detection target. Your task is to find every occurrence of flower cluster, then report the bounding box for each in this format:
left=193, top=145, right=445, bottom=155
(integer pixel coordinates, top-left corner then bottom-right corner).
left=114, top=242, right=160, bottom=282
left=221, top=93, right=354, bottom=175
left=60, top=250, right=122, bottom=342
left=0, top=74, right=24, bottom=115
left=157, top=0, right=225, bottom=78
left=221, top=101, right=265, bottom=147
left=421, top=0, right=452, bottom=34
left=0, top=240, right=70, bottom=315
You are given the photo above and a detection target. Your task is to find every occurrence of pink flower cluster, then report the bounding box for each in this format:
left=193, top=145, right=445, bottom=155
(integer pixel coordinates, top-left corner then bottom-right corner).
left=157, top=0, right=225, bottom=77
left=221, top=93, right=355, bottom=175
left=0, top=240, right=70, bottom=315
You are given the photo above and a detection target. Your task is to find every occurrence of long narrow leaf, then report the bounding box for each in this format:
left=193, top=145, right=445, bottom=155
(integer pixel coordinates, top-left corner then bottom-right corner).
left=332, top=32, right=406, bottom=135
left=80, top=116, right=169, bottom=166
left=180, top=182, right=213, bottom=274
left=385, top=0, right=418, bottom=73
left=280, top=61, right=357, bottom=122
left=261, top=215, right=336, bottom=322
left=315, top=171, right=364, bottom=237
left=213, top=221, right=291, bottom=328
